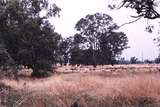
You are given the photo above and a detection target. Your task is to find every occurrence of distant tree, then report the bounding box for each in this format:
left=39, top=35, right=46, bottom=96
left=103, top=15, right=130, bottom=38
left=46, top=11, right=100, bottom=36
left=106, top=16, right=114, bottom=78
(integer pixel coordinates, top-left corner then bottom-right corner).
left=0, top=0, right=61, bottom=78
left=144, top=59, right=153, bottom=64
left=155, top=56, right=160, bottom=64
left=75, top=13, right=128, bottom=67
left=117, top=57, right=130, bottom=64
left=130, top=57, right=138, bottom=64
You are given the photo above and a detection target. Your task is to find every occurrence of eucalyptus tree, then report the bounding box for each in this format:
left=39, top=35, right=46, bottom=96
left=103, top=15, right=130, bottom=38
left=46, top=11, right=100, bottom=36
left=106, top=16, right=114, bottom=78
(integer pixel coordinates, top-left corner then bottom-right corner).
left=0, top=0, right=61, bottom=77
left=75, top=13, right=128, bottom=66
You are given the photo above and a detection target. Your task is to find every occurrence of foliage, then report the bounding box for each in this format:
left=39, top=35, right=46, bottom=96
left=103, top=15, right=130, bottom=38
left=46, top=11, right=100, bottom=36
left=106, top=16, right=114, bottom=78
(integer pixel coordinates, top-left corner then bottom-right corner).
left=0, top=0, right=61, bottom=77
left=144, top=59, right=153, bottom=64
left=57, top=37, right=73, bottom=65
left=108, top=0, right=160, bottom=33
left=109, top=0, right=160, bottom=58
left=72, top=13, right=128, bottom=66
left=99, top=31, right=128, bottom=65
left=0, top=44, right=14, bottom=68
left=109, top=0, right=160, bottom=19
left=155, top=55, right=160, bottom=63
left=130, top=57, right=138, bottom=64
left=121, top=0, right=160, bottom=19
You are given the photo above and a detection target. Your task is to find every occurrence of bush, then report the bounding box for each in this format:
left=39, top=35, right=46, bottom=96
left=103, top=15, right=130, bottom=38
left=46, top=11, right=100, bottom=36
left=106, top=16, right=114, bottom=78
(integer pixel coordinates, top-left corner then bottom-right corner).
left=31, top=70, right=51, bottom=78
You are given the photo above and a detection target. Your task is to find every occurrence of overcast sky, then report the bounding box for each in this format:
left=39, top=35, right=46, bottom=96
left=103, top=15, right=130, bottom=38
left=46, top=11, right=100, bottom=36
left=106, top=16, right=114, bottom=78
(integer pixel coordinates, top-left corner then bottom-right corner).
left=50, top=0, right=159, bottom=60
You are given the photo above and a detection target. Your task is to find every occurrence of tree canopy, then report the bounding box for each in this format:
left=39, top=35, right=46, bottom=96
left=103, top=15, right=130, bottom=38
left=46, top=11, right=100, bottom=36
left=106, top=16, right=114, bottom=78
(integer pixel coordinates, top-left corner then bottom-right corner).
left=0, top=0, right=61, bottom=77
left=66, top=13, right=128, bottom=66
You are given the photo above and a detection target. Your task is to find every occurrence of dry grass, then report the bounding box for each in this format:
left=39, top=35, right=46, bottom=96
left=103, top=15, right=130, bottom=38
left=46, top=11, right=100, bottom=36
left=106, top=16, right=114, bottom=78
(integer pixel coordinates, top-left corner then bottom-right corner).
left=1, top=64, right=160, bottom=107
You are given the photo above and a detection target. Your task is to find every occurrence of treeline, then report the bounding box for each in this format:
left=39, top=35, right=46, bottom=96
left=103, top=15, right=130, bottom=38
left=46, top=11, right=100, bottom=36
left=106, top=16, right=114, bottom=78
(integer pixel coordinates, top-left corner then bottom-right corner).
left=117, top=56, right=160, bottom=64
left=0, top=0, right=160, bottom=78
left=0, top=0, right=127, bottom=78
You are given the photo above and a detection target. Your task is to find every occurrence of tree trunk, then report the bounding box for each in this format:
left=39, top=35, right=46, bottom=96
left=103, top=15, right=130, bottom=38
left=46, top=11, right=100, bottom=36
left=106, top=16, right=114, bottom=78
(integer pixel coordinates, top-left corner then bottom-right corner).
left=92, top=48, right=97, bottom=68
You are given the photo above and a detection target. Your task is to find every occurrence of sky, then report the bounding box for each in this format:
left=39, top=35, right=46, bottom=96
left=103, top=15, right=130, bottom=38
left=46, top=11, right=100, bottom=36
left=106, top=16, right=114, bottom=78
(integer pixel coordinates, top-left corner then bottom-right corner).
left=50, top=0, right=159, bottom=60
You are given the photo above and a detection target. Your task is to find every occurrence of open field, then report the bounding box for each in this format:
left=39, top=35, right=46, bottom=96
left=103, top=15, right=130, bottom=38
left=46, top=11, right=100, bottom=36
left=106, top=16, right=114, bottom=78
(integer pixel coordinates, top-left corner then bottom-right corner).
left=1, top=64, right=160, bottom=107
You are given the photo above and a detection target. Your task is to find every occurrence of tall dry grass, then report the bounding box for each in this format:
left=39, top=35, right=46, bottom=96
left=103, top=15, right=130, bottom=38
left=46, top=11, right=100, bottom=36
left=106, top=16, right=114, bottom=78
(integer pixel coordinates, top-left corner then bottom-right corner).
left=1, top=71, right=160, bottom=107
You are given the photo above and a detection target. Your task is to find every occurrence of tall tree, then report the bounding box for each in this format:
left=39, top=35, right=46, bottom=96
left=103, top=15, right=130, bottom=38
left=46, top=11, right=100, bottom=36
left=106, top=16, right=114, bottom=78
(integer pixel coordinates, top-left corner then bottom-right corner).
left=74, top=13, right=128, bottom=66
left=0, top=0, right=61, bottom=77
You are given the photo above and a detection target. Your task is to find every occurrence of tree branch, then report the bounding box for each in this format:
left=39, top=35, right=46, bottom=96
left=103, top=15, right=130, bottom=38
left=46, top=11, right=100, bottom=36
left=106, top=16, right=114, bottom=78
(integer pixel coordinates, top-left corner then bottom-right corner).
left=119, top=16, right=142, bottom=28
